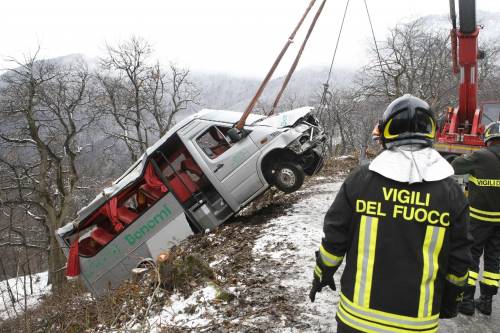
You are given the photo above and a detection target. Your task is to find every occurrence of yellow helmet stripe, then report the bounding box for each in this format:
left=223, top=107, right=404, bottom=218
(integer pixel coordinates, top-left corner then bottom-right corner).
left=383, top=116, right=435, bottom=140
left=383, top=118, right=399, bottom=139
left=425, top=118, right=436, bottom=139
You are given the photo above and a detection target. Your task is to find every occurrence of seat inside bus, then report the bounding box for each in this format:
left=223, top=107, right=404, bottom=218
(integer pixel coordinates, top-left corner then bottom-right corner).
left=91, top=227, right=115, bottom=246
left=72, top=137, right=207, bottom=257
left=169, top=172, right=199, bottom=203
left=139, top=162, right=168, bottom=202
left=74, top=161, right=170, bottom=257
left=69, top=135, right=217, bottom=259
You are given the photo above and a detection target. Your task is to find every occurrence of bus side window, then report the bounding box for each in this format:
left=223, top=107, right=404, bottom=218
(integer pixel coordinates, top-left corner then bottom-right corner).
left=196, top=126, right=232, bottom=159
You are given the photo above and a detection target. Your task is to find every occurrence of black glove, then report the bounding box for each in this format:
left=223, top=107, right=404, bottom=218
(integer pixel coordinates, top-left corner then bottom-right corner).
left=309, top=251, right=338, bottom=302
left=439, top=280, right=464, bottom=319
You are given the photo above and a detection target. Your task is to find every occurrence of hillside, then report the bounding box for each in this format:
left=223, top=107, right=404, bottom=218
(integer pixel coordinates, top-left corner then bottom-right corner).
left=3, top=156, right=500, bottom=333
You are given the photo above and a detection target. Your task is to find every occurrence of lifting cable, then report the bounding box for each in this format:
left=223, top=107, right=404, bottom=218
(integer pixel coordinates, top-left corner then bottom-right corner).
left=319, top=0, right=351, bottom=110
left=235, top=0, right=318, bottom=130
left=363, top=0, right=389, bottom=96
left=268, top=0, right=328, bottom=116
left=449, top=0, right=459, bottom=74
left=319, top=0, right=388, bottom=112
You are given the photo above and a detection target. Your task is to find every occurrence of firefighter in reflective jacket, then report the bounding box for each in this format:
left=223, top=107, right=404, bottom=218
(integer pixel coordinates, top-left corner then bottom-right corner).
left=310, top=95, right=473, bottom=333
left=452, top=121, right=500, bottom=316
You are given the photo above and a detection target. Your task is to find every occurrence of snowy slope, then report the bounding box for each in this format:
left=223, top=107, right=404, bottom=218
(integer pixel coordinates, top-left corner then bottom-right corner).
left=4, top=173, right=500, bottom=332
left=0, top=271, right=49, bottom=320
left=133, top=177, right=500, bottom=333
left=119, top=179, right=345, bottom=332
left=252, top=180, right=343, bottom=331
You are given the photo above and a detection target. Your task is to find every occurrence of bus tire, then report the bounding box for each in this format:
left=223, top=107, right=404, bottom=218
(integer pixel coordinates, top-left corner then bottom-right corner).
left=274, top=162, right=305, bottom=193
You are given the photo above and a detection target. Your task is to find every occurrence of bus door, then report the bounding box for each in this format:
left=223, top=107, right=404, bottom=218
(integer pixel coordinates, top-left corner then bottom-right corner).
left=150, top=133, right=234, bottom=231
left=180, top=120, right=264, bottom=208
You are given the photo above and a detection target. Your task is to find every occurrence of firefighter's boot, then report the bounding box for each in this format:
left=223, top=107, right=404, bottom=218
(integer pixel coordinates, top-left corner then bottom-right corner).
left=475, top=294, right=493, bottom=315
left=458, top=286, right=475, bottom=316
left=475, top=282, right=496, bottom=315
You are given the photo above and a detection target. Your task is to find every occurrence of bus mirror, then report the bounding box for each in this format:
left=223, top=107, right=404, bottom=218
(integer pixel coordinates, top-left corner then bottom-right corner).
left=227, top=128, right=242, bottom=143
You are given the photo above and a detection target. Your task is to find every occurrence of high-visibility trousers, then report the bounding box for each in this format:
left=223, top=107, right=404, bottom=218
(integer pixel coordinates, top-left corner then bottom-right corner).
left=467, top=220, right=500, bottom=294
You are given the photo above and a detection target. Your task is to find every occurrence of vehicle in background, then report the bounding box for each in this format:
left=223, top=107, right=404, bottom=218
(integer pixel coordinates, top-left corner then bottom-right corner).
left=435, top=0, right=500, bottom=160
left=56, top=107, right=325, bottom=295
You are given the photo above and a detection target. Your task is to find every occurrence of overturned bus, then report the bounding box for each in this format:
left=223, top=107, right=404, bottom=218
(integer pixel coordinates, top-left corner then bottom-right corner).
left=56, top=107, right=325, bottom=295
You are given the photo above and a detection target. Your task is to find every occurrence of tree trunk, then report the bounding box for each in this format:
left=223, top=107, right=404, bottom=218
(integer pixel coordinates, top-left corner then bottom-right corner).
left=47, top=233, right=66, bottom=291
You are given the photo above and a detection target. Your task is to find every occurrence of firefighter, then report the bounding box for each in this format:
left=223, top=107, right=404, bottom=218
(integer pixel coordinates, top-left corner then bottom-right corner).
left=452, top=121, right=500, bottom=316
left=309, top=94, right=473, bottom=333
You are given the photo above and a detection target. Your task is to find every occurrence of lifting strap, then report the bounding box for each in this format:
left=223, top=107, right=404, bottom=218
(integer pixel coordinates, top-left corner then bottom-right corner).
left=449, top=0, right=459, bottom=74
left=319, top=0, right=387, bottom=113
left=363, top=0, right=389, bottom=95
left=319, top=0, right=350, bottom=113
left=268, top=0, right=328, bottom=116
left=235, top=0, right=318, bottom=130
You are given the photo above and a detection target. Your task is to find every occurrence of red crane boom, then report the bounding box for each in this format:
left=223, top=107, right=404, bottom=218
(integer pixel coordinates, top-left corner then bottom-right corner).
left=435, top=0, right=500, bottom=157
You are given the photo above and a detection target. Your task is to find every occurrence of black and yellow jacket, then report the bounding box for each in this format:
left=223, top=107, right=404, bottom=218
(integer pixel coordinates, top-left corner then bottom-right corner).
left=321, top=164, right=472, bottom=333
left=452, top=145, right=500, bottom=222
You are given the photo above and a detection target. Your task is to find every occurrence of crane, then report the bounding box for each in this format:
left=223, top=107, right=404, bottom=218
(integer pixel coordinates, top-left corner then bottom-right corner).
left=435, top=0, right=500, bottom=159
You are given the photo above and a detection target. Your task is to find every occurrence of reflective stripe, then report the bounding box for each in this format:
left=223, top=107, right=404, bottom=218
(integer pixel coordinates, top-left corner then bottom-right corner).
left=354, top=215, right=379, bottom=307
left=314, top=265, right=322, bottom=279
left=339, top=293, right=439, bottom=331
left=481, top=278, right=500, bottom=287
left=446, top=273, right=468, bottom=287
left=418, top=226, right=446, bottom=318
left=337, top=308, right=393, bottom=333
left=319, top=245, right=343, bottom=267
left=468, top=176, right=500, bottom=187
left=468, top=271, right=478, bottom=286
left=483, top=271, right=500, bottom=280
left=470, top=213, right=500, bottom=222
left=470, top=207, right=500, bottom=216
left=470, top=207, right=500, bottom=223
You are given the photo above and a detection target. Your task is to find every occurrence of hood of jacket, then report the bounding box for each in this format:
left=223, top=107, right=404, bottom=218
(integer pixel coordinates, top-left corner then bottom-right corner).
left=369, top=146, right=454, bottom=184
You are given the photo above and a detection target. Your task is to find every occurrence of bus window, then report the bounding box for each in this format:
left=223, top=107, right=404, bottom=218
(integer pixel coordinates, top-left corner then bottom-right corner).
left=196, top=126, right=232, bottom=159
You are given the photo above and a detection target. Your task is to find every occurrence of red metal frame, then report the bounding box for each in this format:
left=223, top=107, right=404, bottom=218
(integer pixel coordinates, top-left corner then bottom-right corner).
left=436, top=24, right=486, bottom=154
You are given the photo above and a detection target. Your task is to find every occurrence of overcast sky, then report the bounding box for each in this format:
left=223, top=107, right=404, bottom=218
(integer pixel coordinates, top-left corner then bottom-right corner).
left=1, top=0, right=500, bottom=78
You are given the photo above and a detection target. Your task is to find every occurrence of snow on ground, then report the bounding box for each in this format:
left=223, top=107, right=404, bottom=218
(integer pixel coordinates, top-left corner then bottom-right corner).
left=0, top=271, right=50, bottom=320
left=139, top=178, right=500, bottom=333
left=253, top=182, right=343, bottom=332
left=334, top=155, right=355, bottom=161
left=249, top=180, right=500, bottom=333
left=128, top=181, right=345, bottom=332
left=6, top=177, right=499, bottom=332
left=125, top=285, right=220, bottom=332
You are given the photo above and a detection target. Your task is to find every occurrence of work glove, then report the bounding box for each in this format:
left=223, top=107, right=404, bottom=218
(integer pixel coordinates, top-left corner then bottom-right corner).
left=309, top=251, right=338, bottom=302
left=439, top=280, right=464, bottom=319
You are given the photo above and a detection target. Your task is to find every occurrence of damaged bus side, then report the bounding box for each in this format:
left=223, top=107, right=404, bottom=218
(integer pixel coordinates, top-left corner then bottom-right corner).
left=56, top=107, right=325, bottom=295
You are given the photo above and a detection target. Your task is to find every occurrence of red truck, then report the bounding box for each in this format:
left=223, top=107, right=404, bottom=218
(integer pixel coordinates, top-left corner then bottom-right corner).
left=435, top=0, right=500, bottom=160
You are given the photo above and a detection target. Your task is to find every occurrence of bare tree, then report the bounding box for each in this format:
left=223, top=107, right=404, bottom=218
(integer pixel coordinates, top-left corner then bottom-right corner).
left=99, top=36, right=152, bottom=161
left=98, top=37, right=199, bottom=163
left=359, top=18, right=456, bottom=113
left=477, top=39, right=500, bottom=102
left=145, top=63, right=200, bottom=137
left=0, top=52, right=97, bottom=291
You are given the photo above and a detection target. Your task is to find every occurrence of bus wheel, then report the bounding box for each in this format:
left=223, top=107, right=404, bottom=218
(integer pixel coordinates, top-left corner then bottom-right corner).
left=274, top=162, right=304, bottom=193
